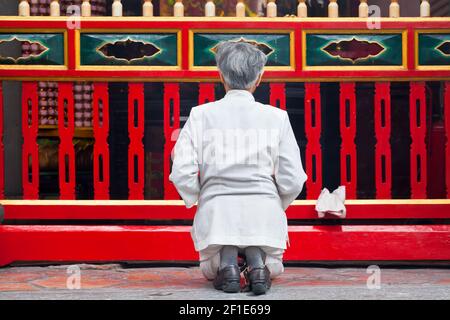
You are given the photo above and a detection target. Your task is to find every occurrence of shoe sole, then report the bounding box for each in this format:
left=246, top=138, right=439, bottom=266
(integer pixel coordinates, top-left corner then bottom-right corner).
left=251, top=282, right=268, bottom=295
left=222, top=281, right=241, bottom=293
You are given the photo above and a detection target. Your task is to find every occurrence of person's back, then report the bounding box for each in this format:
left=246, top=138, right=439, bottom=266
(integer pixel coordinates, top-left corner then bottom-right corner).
left=169, top=41, right=307, bottom=295
left=192, top=90, right=288, bottom=204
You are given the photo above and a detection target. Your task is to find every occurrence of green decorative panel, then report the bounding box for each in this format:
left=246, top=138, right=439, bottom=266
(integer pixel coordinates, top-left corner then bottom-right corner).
left=418, top=33, right=450, bottom=66
left=193, top=33, right=291, bottom=67
left=306, top=34, right=403, bottom=67
left=0, top=33, right=64, bottom=65
left=80, top=33, right=178, bottom=66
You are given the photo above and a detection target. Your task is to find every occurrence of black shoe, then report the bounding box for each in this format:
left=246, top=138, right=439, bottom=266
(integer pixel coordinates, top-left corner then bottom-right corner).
left=213, top=265, right=241, bottom=293
left=245, top=266, right=271, bottom=295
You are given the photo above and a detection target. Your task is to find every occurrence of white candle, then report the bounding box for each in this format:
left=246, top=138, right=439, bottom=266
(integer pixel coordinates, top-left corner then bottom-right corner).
left=18, top=0, right=30, bottom=17
left=420, top=0, right=430, bottom=17
left=81, top=0, right=91, bottom=17
left=389, top=0, right=400, bottom=18
left=267, top=0, right=277, bottom=18
left=112, top=0, right=122, bottom=17
left=328, top=0, right=338, bottom=18
left=50, top=0, right=60, bottom=16
left=205, top=0, right=215, bottom=17
left=297, top=0, right=307, bottom=18
left=236, top=0, right=245, bottom=17
left=143, top=0, right=153, bottom=17
left=359, top=0, right=368, bottom=18
left=174, top=0, right=184, bottom=17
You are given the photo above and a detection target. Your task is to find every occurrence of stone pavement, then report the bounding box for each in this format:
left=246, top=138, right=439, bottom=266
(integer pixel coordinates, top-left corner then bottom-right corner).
left=0, top=264, right=449, bottom=300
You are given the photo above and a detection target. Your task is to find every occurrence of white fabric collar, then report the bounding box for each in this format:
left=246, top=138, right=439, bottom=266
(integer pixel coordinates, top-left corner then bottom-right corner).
left=224, top=89, right=255, bottom=102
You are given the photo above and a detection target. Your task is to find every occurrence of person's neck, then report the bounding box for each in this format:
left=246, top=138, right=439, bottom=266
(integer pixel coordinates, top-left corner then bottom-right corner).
left=224, top=86, right=255, bottom=94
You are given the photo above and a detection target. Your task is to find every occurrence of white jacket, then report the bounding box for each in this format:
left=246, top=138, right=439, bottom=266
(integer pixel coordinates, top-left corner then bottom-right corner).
left=169, top=89, right=307, bottom=252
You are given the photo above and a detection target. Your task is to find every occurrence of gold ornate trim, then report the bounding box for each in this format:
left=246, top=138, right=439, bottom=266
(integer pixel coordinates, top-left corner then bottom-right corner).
left=188, top=29, right=296, bottom=72
left=415, top=29, right=450, bottom=71
left=0, top=28, right=68, bottom=70
left=75, top=28, right=182, bottom=71
left=302, top=29, right=408, bottom=71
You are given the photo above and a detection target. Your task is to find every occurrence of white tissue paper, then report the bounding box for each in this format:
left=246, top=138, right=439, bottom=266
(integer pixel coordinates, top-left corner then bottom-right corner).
left=315, top=186, right=346, bottom=218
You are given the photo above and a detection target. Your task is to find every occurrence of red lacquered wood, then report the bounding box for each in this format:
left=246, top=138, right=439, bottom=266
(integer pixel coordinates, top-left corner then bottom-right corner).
left=304, top=83, right=322, bottom=199
left=269, top=83, right=286, bottom=110
left=410, top=82, right=427, bottom=199
left=0, top=82, right=4, bottom=199
left=1, top=224, right=449, bottom=266
left=128, top=83, right=145, bottom=200
left=1, top=18, right=450, bottom=81
left=58, top=82, right=76, bottom=200
left=93, top=82, right=110, bottom=200
left=21, top=82, right=39, bottom=200
left=446, top=82, right=450, bottom=198
left=339, top=82, right=357, bottom=199
left=3, top=200, right=450, bottom=221
left=374, top=82, right=392, bottom=199
left=198, top=83, right=215, bottom=105
left=284, top=225, right=450, bottom=261
left=163, top=83, right=180, bottom=200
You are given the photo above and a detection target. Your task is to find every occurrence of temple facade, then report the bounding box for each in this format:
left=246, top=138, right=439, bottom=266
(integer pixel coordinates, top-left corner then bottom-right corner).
left=0, top=0, right=449, bottom=266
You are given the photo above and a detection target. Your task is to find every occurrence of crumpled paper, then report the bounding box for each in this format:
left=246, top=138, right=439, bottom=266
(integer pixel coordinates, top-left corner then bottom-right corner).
left=315, top=186, right=346, bottom=218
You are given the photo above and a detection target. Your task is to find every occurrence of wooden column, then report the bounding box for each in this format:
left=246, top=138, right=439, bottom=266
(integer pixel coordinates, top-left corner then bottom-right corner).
left=445, top=82, right=450, bottom=198
left=269, top=83, right=286, bottom=110
left=93, top=82, right=110, bottom=200
left=163, top=83, right=180, bottom=200
left=0, top=82, right=4, bottom=199
left=409, top=82, right=427, bottom=199
left=339, top=82, right=357, bottom=199
left=128, top=83, right=145, bottom=200
left=58, top=82, right=76, bottom=200
left=198, top=83, right=215, bottom=105
left=22, top=82, right=39, bottom=200
left=374, top=82, right=392, bottom=199
left=304, top=83, right=322, bottom=199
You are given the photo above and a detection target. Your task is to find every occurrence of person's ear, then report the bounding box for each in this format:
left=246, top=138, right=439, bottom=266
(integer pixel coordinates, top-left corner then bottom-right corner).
left=255, top=71, right=264, bottom=87
left=219, top=71, right=225, bottom=85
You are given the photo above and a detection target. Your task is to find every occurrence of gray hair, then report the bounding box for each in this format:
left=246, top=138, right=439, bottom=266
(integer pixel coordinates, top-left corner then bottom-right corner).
left=215, top=40, right=267, bottom=90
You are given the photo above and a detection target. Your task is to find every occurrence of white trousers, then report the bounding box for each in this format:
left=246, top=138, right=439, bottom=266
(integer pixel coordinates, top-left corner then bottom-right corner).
left=198, top=245, right=285, bottom=280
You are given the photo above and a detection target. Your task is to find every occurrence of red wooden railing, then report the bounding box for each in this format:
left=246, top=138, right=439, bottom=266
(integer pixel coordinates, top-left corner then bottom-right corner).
left=21, top=82, right=39, bottom=200
left=304, top=83, right=322, bottom=200
left=0, top=16, right=450, bottom=266
left=7, top=79, right=450, bottom=201
left=92, top=82, right=110, bottom=200
left=374, top=82, right=391, bottom=199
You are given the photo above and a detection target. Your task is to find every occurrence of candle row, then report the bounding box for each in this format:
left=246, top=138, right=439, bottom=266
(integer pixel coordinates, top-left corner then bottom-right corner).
left=18, top=1, right=432, bottom=18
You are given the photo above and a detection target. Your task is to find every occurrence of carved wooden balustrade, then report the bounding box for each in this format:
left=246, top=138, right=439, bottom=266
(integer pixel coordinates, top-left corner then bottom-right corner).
left=0, top=0, right=449, bottom=266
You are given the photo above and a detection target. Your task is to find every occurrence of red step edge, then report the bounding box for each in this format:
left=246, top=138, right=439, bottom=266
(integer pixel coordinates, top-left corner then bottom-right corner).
left=1, top=225, right=449, bottom=267
left=2, top=200, right=450, bottom=220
